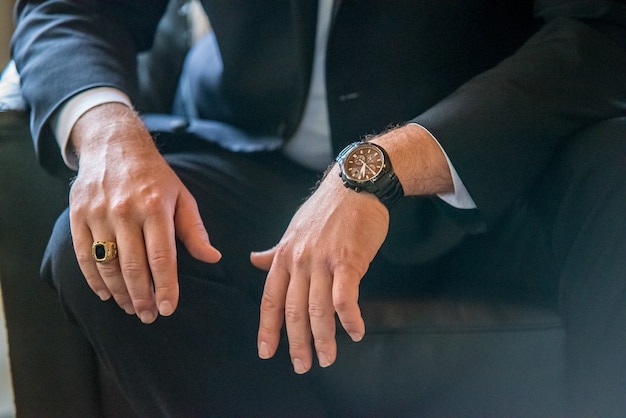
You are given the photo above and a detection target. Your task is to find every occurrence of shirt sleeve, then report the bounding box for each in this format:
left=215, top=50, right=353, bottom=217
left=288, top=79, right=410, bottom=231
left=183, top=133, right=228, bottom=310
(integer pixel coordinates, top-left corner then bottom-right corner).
left=52, top=88, right=477, bottom=212
left=50, top=87, right=132, bottom=170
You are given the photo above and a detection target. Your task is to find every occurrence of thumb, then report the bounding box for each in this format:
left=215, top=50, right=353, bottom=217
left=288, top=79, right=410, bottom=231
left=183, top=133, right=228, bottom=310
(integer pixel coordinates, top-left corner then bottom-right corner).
left=175, top=192, right=222, bottom=263
left=250, top=247, right=276, bottom=272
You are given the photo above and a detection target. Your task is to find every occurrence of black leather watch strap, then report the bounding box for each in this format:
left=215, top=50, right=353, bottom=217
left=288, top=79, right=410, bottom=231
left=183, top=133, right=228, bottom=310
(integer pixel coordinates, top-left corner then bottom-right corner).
left=371, top=169, right=404, bottom=208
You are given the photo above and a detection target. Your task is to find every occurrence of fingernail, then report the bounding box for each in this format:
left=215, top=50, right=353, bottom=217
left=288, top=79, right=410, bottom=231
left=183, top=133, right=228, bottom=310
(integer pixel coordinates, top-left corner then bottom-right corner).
left=122, top=303, right=135, bottom=315
left=212, top=248, right=222, bottom=260
left=96, top=290, right=111, bottom=301
left=318, top=352, right=331, bottom=368
left=138, top=310, right=156, bottom=324
left=258, top=341, right=271, bottom=359
left=349, top=332, right=363, bottom=342
left=159, top=301, right=174, bottom=317
left=293, top=358, right=307, bottom=374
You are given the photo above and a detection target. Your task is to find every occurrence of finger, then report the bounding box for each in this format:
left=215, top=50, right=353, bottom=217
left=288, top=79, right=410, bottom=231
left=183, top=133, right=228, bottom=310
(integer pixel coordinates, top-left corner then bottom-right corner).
left=309, top=269, right=337, bottom=368
left=175, top=191, right=221, bottom=263
left=258, top=257, right=289, bottom=361
left=250, top=248, right=275, bottom=272
left=143, top=212, right=179, bottom=317
left=115, top=224, right=157, bottom=323
left=70, top=218, right=113, bottom=302
left=284, top=266, right=313, bottom=375
left=332, top=267, right=365, bottom=342
left=70, top=201, right=134, bottom=313
left=95, top=254, right=136, bottom=315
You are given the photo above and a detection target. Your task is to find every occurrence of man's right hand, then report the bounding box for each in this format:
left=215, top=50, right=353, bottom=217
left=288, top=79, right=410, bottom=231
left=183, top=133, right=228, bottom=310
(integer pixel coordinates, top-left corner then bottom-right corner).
left=68, top=103, right=222, bottom=323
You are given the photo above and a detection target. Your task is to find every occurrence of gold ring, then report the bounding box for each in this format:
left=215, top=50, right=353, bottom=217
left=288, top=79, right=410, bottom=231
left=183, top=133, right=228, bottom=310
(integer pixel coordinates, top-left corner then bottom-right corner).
left=92, top=241, right=118, bottom=263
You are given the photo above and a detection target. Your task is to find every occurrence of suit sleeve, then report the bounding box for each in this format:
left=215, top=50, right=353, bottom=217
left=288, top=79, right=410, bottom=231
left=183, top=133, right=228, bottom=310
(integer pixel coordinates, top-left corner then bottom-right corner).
left=412, top=0, right=626, bottom=227
left=11, top=0, right=169, bottom=175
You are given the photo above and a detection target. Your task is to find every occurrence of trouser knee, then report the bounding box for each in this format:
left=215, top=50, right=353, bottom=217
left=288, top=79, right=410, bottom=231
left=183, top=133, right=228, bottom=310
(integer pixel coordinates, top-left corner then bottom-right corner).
left=531, top=117, right=626, bottom=262
left=40, top=208, right=85, bottom=319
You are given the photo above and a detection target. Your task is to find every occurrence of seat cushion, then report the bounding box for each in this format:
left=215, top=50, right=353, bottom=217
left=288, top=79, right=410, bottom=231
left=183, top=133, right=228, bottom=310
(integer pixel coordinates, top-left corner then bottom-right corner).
left=312, top=299, right=565, bottom=417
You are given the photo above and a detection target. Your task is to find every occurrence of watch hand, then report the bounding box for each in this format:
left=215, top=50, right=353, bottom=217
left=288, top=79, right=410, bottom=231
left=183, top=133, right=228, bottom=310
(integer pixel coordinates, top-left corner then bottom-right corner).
left=365, top=164, right=377, bottom=176
left=359, top=163, right=367, bottom=179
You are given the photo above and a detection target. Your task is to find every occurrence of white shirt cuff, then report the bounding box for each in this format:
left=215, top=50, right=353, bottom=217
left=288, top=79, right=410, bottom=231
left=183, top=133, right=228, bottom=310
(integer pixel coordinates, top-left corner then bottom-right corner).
left=411, top=123, right=477, bottom=210
left=50, top=87, right=132, bottom=170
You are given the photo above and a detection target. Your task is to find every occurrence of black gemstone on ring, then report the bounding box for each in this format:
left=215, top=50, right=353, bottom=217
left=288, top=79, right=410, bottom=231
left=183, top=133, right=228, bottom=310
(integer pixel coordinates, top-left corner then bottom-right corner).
left=94, top=243, right=107, bottom=260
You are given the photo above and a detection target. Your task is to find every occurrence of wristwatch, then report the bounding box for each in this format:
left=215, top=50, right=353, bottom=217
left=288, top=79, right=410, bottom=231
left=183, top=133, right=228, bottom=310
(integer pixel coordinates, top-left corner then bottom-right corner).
left=335, top=141, right=404, bottom=208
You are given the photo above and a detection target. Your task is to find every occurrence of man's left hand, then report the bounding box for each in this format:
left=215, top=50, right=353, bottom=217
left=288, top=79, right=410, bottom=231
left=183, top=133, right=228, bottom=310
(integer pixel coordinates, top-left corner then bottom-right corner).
left=251, top=166, right=389, bottom=374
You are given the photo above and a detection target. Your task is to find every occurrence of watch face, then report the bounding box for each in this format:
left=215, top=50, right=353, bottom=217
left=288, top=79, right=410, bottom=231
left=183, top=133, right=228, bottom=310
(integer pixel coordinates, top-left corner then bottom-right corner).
left=343, top=144, right=385, bottom=182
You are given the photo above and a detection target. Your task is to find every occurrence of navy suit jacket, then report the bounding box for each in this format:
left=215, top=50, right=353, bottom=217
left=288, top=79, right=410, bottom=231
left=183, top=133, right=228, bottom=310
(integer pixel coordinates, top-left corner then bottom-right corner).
left=11, top=0, right=626, bottom=233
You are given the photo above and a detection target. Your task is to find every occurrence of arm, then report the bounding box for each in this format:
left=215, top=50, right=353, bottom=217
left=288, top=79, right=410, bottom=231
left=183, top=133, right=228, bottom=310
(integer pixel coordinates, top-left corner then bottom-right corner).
left=67, top=103, right=221, bottom=323
left=414, top=0, right=626, bottom=225
left=253, top=124, right=450, bottom=374
left=254, top=0, right=626, bottom=374
left=12, top=1, right=221, bottom=322
left=51, top=88, right=133, bottom=170
left=12, top=0, right=169, bottom=174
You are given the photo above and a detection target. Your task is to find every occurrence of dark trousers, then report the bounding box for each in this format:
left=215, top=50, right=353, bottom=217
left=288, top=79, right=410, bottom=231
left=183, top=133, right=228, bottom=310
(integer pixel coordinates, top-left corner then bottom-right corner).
left=41, top=116, right=626, bottom=417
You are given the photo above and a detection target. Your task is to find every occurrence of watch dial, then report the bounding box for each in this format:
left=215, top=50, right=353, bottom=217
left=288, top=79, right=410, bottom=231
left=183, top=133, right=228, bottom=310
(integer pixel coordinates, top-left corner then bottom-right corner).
left=344, top=144, right=385, bottom=182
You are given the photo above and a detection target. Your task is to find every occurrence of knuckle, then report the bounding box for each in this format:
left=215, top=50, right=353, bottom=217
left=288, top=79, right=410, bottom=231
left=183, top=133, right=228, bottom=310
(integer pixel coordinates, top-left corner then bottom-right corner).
left=190, top=221, right=209, bottom=239
left=153, top=280, right=178, bottom=294
left=108, top=287, right=129, bottom=302
left=142, top=193, right=167, bottom=217
left=313, top=335, right=334, bottom=349
left=291, top=249, right=308, bottom=269
left=284, top=303, right=304, bottom=323
left=110, top=198, right=134, bottom=220
left=272, top=245, right=290, bottom=264
left=68, top=201, right=86, bottom=218
left=332, top=292, right=352, bottom=313
left=97, top=262, right=120, bottom=277
left=76, top=250, right=95, bottom=265
left=288, top=339, right=309, bottom=352
left=308, top=301, right=329, bottom=319
left=71, top=198, right=104, bottom=220
left=257, top=320, right=278, bottom=336
left=130, top=295, right=156, bottom=308
left=148, top=248, right=176, bottom=271
left=260, top=290, right=281, bottom=312
left=273, top=242, right=306, bottom=269
left=119, top=260, right=145, bottom=280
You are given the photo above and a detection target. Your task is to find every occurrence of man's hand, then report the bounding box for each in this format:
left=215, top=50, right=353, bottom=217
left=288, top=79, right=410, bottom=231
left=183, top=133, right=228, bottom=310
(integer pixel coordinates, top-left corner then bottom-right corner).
left=251, top=167, right=389, bottom=374
left=69, top=103, right=221, bottom=323
left=251, top=124, right=455, bottom=373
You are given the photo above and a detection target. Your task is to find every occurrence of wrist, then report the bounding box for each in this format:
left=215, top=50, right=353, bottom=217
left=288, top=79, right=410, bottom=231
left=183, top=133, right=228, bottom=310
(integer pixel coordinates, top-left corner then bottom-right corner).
left=369, top=124, right=453, bottom=197
left=71, top=103, right=155, bottom=164
left=53, top=88, right=132, bottom=171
